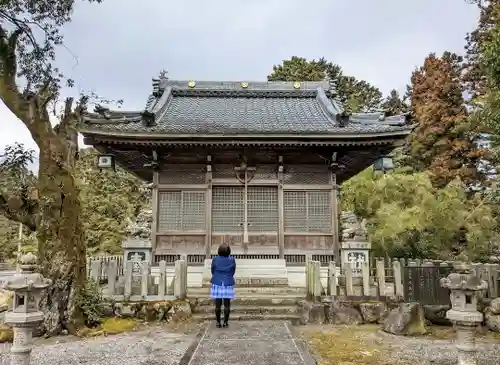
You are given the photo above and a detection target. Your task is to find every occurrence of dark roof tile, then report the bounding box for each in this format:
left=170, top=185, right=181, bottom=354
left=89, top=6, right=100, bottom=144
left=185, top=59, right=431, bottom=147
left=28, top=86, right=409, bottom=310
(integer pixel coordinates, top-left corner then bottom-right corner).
left=81, top=80, right=412, bottom=136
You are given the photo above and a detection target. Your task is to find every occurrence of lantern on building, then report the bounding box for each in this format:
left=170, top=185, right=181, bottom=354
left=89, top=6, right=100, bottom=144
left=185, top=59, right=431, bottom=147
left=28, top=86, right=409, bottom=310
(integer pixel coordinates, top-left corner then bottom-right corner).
left=373, top=156, right=394, bottom=174
left=97, top=154, right=115, bottom=171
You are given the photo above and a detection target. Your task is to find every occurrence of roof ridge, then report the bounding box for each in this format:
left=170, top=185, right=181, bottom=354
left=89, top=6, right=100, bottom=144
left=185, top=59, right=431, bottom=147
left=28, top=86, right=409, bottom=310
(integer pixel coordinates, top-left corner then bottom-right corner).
left=159, top=79, right=330, bottom=91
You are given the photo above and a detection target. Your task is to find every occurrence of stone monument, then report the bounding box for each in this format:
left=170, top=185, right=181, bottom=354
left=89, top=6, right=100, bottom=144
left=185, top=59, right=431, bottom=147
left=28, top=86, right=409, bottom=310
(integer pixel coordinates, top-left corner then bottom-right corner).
left=340, top=211, right=371, bottom=276
left=122, top=207, right=153, bottom=270
left=2, top=253, right=51, bottom=365
left=440, top=264, right=487, bottom=365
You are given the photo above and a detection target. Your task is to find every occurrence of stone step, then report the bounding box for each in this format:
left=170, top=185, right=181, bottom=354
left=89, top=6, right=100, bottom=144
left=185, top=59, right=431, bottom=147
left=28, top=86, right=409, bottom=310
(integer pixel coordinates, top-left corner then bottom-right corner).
left=195, top=297, right=300, bottom=307
left=202, top=278, right=289, bottom=287
left=188, top=286, right=306, bottom=295
left=192, top=312, right=301, bottom=324
left=195, top=304, right=298, bottom=315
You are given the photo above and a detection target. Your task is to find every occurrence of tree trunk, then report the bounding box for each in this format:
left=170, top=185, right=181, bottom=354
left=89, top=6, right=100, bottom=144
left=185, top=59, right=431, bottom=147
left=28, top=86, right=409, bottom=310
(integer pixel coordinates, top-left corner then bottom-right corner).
left=36, top=135, right=86, bottom=335
left=0, top=25, right=87, bottom=335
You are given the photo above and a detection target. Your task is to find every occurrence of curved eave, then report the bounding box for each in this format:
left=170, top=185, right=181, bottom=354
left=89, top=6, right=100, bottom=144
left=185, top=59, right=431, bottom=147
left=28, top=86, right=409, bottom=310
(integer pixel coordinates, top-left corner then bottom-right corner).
left=79, top=126, right=413, bottom=142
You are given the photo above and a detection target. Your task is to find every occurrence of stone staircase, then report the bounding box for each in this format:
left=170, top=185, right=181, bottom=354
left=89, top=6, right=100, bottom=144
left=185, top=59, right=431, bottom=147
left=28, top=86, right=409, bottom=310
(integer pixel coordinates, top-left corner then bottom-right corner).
left=188, top=286, right=306, bottom=323
left=190, top=258, right=307, bottom=323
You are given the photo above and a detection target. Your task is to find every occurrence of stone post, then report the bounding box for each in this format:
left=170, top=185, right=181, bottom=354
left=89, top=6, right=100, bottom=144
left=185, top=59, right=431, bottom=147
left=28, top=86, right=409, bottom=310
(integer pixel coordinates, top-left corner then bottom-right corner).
left=440, top=264, right=487, bottom=365
left=3, top=253, right=51, bottom=365
left=174, top=259, right=187, bottom=300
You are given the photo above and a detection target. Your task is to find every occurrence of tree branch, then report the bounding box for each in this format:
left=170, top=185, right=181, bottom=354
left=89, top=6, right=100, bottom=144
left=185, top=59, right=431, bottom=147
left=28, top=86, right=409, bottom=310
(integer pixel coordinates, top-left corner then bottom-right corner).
left=0, top=25, right=23, bottom=103
left=0, top=191, right=38, bottom=232
left=0, top=24, right=56, bottom=148
left=54, top=97, right=79, bottom=168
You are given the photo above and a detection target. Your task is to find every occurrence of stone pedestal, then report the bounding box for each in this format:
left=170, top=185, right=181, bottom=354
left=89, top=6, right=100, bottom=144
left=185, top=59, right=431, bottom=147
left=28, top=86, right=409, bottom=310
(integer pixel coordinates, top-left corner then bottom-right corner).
left=340, top=240, right=371, bottom=276
left=453, top=321, right=481, bottom=365
left=7, top=315, right=42, bottom=365
left=340, top=211, right=371, bottom=276
left=440, top=266, right=487, bottom=365
left=122, top=237, right=153, bottom=270
left=2, top=253, right=51, bottom=365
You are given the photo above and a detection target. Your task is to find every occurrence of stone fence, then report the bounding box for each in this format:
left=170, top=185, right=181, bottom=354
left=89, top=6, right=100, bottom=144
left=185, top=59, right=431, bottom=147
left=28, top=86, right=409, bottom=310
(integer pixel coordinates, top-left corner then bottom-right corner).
left=88, top=259, right=188, bottom=302
left=325, top=260, right=401, bottom=299
left=307, top=259, right=500, bottom=305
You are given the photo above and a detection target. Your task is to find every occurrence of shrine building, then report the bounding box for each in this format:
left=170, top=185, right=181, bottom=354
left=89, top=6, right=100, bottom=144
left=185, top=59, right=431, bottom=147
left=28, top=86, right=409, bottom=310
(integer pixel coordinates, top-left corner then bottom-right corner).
left=79, top=76, right=412, bottom=264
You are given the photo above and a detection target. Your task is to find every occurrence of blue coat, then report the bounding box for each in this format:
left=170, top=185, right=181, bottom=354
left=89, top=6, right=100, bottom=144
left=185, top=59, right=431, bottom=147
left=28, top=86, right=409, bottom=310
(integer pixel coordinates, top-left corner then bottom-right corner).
left=211, top=256, right=236, bottom=286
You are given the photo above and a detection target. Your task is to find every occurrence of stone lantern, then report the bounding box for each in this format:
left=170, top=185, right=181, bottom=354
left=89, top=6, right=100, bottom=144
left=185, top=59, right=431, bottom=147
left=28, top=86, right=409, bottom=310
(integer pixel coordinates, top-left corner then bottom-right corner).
left=440, top=265, right=487, bottom=365
left=3, top=253, right=51, bottom=365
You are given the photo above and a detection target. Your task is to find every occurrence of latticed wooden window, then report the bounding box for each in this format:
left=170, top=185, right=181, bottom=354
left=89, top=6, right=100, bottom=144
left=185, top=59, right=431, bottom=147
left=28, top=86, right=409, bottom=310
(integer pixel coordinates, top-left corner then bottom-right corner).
left=284, top=190, right=331, bottom=233
left=212, top=187, right=244, bottom=233
left=248, top=187, right=278, bottom=232
left=158, top=191, right=206, bottom=232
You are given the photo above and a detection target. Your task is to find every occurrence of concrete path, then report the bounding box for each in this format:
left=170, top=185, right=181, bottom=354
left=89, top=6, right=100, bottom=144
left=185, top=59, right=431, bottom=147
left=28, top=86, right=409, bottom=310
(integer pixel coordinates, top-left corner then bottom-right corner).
left=179, top=321, right=316, bottom=365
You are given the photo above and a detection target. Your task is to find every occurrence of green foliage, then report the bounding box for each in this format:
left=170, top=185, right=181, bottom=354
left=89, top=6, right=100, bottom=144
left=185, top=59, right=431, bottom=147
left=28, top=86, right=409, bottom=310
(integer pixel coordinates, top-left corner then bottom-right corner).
left=342, top=169, right=495, bottom=261
left=471, top=3, right=500, bottom=145
left=0, top=143, right=38, bottom=262
left=268, top=56, right=382, bottom=112
left=0, top=146, right=148, bottom=261
left=0, top=216, right=18, bottom=262
left=74, top=278, right=108, bottom=327
left=76, top=148, right=150, bottom=255
left=267, top=56, right=329, bottom=82
left=381, top=89, right=410, bottom=116
left=0, top=0, right=103, bottom=96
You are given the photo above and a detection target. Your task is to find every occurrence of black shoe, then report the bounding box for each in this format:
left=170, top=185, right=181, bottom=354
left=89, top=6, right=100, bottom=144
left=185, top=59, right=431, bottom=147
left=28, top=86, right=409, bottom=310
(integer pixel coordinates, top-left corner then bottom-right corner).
left=222, top=322, right=228, bottom=328
left=216, top=322, right=222, bottom=328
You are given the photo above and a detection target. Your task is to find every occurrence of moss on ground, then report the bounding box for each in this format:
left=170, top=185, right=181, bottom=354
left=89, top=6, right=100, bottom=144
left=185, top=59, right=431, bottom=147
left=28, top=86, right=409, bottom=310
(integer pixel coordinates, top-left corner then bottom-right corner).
left=77, top=318, right=139, bottom=337
left=427, top=325, right=500, bottom=342
left=302, top=325, right=384, bottom=365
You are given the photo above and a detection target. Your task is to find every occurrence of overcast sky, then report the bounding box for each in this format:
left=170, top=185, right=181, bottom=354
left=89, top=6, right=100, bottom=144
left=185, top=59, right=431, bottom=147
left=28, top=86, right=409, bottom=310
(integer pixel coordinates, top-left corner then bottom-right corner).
left=0, top=0, right=480, bottom=155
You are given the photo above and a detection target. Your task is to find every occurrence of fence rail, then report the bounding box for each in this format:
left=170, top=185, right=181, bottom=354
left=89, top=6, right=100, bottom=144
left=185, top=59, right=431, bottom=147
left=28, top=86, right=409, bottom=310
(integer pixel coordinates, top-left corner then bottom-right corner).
left=87, top=258, right=187, bottom=302
left=308, top=259, right=500, bottom=305
left=88, top=254, right=500, bottom=306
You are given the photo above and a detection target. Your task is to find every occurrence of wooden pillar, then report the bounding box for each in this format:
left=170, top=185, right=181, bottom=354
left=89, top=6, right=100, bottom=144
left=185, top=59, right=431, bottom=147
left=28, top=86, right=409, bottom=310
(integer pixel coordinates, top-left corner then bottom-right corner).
left=330, top=171, right=340, bottom=265
left=205, top=156, right=212, bottom=258
left=150, top=171, right=159, bottom=262
left=277, top=157, right=285, bottom=259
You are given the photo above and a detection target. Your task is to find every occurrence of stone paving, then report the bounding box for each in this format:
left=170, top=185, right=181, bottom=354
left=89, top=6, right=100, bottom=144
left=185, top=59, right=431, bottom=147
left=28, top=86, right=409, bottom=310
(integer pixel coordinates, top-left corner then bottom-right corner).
left=180, top=321, right=315, bottom=365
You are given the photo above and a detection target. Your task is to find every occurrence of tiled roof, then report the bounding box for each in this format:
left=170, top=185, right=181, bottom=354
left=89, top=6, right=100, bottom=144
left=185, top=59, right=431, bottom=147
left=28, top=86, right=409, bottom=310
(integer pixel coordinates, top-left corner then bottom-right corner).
left=81, top=80, right=412, bottom=136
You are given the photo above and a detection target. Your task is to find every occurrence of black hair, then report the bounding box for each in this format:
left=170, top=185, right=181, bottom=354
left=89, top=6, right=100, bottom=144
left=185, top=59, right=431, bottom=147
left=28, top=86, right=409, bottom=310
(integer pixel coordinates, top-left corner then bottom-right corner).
left=217, top=243, right=231, bottom=257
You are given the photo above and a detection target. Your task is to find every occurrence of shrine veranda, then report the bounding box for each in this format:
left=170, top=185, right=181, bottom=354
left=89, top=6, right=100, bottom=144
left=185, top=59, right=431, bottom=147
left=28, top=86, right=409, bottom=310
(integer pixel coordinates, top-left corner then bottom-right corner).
left=79, top=77, right=412, bottom=280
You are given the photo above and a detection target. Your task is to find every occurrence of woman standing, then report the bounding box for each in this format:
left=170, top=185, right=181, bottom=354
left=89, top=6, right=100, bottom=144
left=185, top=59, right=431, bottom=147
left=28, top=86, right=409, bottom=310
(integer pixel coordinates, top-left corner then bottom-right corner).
left=210, top=243, right=236, bottom=328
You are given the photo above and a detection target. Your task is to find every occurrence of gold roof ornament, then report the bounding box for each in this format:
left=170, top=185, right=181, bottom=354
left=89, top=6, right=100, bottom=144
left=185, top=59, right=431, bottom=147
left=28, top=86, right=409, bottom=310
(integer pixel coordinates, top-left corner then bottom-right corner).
left=293, top=82, right=301, bottom=89
left=188, top=80, right=196, bottom=88
left=241, top=82, right=249, bottom=88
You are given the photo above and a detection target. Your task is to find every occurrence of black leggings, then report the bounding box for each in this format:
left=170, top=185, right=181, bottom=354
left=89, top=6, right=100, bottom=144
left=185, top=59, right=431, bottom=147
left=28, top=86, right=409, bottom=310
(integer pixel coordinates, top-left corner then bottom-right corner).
left=214, top=298, right=231, bottom=310
left=214, top=298, right=231, bottom=323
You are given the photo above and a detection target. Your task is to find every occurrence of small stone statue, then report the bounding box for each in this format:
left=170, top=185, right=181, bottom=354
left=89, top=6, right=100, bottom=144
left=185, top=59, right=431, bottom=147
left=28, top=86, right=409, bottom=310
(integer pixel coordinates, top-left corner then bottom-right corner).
left=125, top=208, right=153, bottom=239
left=340, top=211, right=368, bottom=241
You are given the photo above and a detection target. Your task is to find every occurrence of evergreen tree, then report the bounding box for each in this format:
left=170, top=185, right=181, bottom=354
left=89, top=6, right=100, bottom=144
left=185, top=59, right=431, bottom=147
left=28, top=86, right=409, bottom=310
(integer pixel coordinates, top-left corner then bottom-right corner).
left=463, top=0, right=500, bottom=100
left=268, top=57, right=383, bottom=112
left=76, top=148, right=150, bottom=255
left=407, top=52, right=486, bottom=188
left=381, top=89, right=409, bottom=116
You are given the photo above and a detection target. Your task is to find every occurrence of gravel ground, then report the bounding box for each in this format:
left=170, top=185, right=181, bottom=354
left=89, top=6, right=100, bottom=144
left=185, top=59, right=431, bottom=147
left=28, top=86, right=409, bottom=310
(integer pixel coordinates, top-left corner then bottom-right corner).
left=0, top=327, right=196, bottom=365
left=382, top=333, right=500, bottom=365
